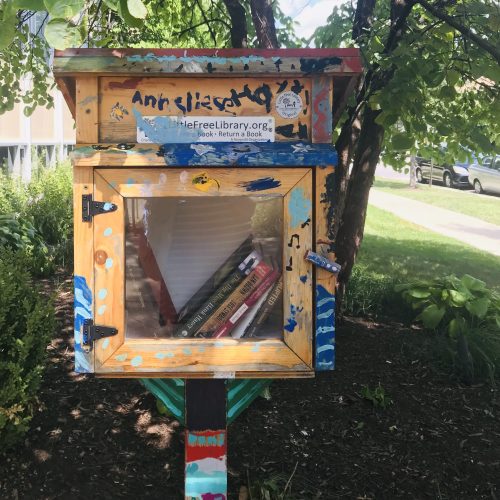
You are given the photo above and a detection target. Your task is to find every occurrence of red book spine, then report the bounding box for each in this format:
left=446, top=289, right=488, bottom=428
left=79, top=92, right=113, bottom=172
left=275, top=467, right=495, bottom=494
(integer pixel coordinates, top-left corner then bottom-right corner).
left=212, top=269, right=280, bottom=338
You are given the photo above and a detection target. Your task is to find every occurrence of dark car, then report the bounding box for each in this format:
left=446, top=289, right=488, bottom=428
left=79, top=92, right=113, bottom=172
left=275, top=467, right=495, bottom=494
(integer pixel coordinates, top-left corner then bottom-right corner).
left=415, top=157, right=471, bottom=188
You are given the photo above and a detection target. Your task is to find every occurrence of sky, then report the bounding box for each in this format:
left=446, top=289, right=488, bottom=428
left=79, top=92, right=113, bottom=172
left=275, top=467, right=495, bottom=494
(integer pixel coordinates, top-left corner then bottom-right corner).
left=278, top=0, right=345, bottom=40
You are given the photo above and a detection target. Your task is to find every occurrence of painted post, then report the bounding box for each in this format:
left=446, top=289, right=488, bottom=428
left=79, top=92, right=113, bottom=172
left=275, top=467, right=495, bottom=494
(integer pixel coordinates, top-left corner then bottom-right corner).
left=185, top=380, right=227, bottom=500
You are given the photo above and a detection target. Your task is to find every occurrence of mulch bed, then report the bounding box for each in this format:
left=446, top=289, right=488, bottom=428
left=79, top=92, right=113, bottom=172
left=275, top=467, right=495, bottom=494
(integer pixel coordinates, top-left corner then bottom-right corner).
left=0, top=278, right=498, bottom=499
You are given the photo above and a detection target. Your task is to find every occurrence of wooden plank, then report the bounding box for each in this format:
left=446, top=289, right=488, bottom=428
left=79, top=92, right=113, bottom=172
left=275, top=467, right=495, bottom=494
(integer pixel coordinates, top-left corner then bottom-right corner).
left=93, top=172, right=125, bottom=367
left=98, top=77, right=311, bottom=143
left=312, top=76, right=333, bottom=143
left=55, top=77, right=76, bottom=119
left=185, top=380, right=227, bottom=500
left=73, top=166, right=95, bottom=373
left=96, top=167, right=309, bottom=198
left=97, top=339, right=310, bottom=375
left=283, top=170, right=314, bottom=366
left=75, top=76, right=98, bottom=143
left=53, top=48, right=363, bottom=77
left=99, top=370, right=314, bottom=379
left=314, top=165, right=337, bottom=371
left=72, top=143, right=338, bottom=168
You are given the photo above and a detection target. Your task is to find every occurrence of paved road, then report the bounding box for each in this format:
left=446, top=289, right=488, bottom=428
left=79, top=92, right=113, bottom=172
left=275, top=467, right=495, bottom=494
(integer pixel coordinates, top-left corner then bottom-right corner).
left=369, top=189, right=500, bottom=257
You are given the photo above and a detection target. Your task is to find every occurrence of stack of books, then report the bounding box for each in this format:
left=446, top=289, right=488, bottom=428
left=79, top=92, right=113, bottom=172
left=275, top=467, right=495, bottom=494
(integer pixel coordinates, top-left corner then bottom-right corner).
left=173, top=245, right=282, bottom=339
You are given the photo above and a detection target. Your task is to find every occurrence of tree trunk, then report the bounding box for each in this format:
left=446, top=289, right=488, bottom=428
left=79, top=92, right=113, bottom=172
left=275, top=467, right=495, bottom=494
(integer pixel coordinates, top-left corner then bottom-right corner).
left=409, top=154, right=417, bottom=188
left=223, top=0, right=248, bottom=48
left=335, top=106, right=384, bottom=309
left=249, top=0, right=279, bottom=48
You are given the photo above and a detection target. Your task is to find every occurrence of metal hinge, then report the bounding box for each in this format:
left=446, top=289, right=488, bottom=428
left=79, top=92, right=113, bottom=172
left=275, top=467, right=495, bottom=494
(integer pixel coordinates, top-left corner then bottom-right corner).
left=82, top=194, right=117, bottom=222
left=82, top=319, right=118, bottom=352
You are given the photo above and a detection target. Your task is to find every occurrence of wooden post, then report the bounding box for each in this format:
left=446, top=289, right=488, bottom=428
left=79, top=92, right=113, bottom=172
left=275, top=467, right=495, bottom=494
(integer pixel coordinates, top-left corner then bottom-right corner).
left=185, top=379, right=227, bottom=500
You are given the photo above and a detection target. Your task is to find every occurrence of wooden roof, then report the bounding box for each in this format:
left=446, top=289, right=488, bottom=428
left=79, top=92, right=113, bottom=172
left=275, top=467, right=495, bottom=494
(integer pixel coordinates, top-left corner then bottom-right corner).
left=53, top=48, right=363, bottom=125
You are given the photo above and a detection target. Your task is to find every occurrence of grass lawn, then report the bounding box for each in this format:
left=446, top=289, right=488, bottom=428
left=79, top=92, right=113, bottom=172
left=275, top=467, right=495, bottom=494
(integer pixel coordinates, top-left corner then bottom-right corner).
left=373, top=178, right=500, bottom=226
left=357, top=205, right=500, bottom=288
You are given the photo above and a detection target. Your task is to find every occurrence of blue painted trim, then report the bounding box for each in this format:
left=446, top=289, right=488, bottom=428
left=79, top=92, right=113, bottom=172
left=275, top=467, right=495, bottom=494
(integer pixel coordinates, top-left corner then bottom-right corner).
left=158, top=142, right=338, bottom=167
left=315, top=285, right=336, bottom=371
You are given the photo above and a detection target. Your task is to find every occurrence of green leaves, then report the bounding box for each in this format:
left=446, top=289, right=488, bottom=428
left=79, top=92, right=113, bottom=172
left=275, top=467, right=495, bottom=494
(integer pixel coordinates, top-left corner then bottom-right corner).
left=391, top=133, right=414, bottom=151
left=43, top=0, right=84, bottom=18
left=417, top=304, right=446, bottom=329
left=12, top=0, right=45, bottom=10
left=127, top=0, right=147, bottom=19
left=44, top=19, right=83, bottom=49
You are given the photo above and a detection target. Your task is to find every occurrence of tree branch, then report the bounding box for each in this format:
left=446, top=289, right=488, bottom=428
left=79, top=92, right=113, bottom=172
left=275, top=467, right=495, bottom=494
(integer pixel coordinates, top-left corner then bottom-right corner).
left=416, top=0, right=500, bottom=64
left=249, top=0, right=279, bottom=48
left=222, top=0, right=248, bottom=48
left=195, top=0, right=217, bottom=46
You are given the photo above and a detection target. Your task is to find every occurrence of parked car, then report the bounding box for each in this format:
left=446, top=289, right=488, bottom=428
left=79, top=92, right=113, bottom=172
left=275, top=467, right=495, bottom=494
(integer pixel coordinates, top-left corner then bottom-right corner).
left=415, top=157, right=471, bottom=188
left=468, top=155, right=500, bottom=195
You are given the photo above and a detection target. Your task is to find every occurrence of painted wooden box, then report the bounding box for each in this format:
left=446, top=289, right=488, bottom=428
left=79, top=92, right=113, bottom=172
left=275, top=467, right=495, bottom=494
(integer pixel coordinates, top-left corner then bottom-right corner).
left=54, top=48, right=362, bottom=378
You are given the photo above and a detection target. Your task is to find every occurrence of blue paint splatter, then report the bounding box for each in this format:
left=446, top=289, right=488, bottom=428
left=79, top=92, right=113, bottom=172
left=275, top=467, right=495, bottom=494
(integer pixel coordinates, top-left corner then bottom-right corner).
left=238, top=177, right=281, bottom=192
left=183, top=347, right=192, bottom=355
left=103, top=227, right=112, bottom=237
left=98, top=288, right=108, bottom=300
left=133, top=107, right=202, bottom=143
left=251, top=344, right=260, bottom=352
left=316, top=285, right=336, bottom=371
left=97, top=305, right=107, bottom=315
left=155, top=352, right=175, bottom=359
left=102, top=338, right=110, bottom=350
left=284, top=305, right=300, bottom=332
left=103, top=202, right=113, bottom=211
left=115, top=353, right=128, bottom=362
left=105, top=258, right=113, bottom=269
left=131, top=355, right=143, bottom=367
left=288, top=187, right=312, bottom=229
left=74, top=276, right=92, bottom=373
left=300, top=275, right=308, bottom=283
left=126, top=177, right=135, bottom=185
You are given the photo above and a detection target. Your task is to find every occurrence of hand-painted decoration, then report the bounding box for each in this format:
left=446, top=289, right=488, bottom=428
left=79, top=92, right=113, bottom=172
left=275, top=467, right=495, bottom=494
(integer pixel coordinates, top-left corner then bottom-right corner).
left=185, top=430, right=227, bottom=500
left=192, top=172, right=221, bottom=192
left=284, top=304, right=303, bottom=333
left=288, top=187, right=312, bottom=229
left=312, top=77, right=333, bottom=143
left=305, top=250, right=341, bottom=274
left=275, top=91, right=303, bottom=119
left=237, top=177, right=281, bottom=191
left=315, top=285, right=336, bottom=371
left=110, top=102, right=129, bottom=121
left=74, top=275, right=92, bottom=373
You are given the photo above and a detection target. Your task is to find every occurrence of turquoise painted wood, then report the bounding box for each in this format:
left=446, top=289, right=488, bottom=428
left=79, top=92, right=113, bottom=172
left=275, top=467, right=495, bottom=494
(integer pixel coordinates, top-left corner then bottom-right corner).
left=141, top=378, right=272, bottom=425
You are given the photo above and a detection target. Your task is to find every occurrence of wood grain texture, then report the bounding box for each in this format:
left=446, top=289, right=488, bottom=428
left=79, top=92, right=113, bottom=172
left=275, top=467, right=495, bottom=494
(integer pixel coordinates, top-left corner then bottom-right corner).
left=93, top=172, right=125, bottom=367
left=73, top=166, right=95, bottom=373
left=72, top=143, right=339, bottom=168
left=75, top=77, right=98, bottom=143
left=97, top=339, right=312, bottom=376
left=55, top=77, right=76, bottom=119
left=53, top=48, right=363, bottom=77
left=314, top=165, right=336, bottom=371
left=283, top=170, right=313, bottom=367
left=312, top=76, right=333, bottom=143
left=99, top=77, right=311, bottom=143
left=96, top=167, right=309, bottom=198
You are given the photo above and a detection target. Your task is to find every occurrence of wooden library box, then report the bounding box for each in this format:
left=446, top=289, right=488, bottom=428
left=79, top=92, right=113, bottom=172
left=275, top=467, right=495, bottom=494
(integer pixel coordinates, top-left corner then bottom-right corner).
left=54, top=48, right=362, bottom=378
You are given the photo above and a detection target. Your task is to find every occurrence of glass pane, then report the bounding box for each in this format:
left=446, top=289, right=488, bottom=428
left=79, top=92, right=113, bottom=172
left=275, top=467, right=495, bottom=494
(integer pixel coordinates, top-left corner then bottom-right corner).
left=125, top=196, right=283, bottom=340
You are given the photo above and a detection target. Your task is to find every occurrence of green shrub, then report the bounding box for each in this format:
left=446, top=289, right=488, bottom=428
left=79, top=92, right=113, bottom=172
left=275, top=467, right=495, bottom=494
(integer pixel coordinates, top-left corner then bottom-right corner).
left=397, top=274, right=500, bottom=384
left=25, top=162, right=73, bottom=268
left=0, top=213, right=51, bottom=276
left=0, top=170, right=27, bottom=215
left=0, top=249, right=55, bottom=449
left=344, top=264, right=410, bottom=320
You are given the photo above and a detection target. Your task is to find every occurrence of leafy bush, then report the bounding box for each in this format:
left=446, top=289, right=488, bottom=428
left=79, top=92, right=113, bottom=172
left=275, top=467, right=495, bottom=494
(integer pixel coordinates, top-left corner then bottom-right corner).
left=0, top=249, right=55, bottom=449
left=25, top=162, right=73, bottom=268
left=0, top=162, right=73, bottom=271
left=397, top=274, right=500, bottom=384
left=361, top=383, right=393, bottom=409
left=344, top=265, right=410, bottom=320
left=0, top=213, right=51, bottom=276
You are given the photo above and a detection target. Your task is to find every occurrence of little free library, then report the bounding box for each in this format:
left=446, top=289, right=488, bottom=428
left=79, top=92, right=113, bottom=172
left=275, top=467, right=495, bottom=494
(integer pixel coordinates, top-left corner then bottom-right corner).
left=53, top=47, right=362, bottom=499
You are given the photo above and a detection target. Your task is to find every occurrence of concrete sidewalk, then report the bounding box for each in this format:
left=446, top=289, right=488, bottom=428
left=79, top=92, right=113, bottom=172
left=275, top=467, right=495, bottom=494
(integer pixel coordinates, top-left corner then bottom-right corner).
left=369, top=189, right=500, bottom=257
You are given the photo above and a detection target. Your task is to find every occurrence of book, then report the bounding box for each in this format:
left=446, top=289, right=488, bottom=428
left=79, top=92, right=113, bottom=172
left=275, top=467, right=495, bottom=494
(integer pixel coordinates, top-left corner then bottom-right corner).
left=230, top=287, right=273, bottom=339
left=213, top=269, right=280, bottom=339
left=176, top=236, right=253, bottom=323
left=194, top=260, right=273, bottom=337
left=173, top=250, right=261, bottom=338
left=243, top=276, right=283, bottom=338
